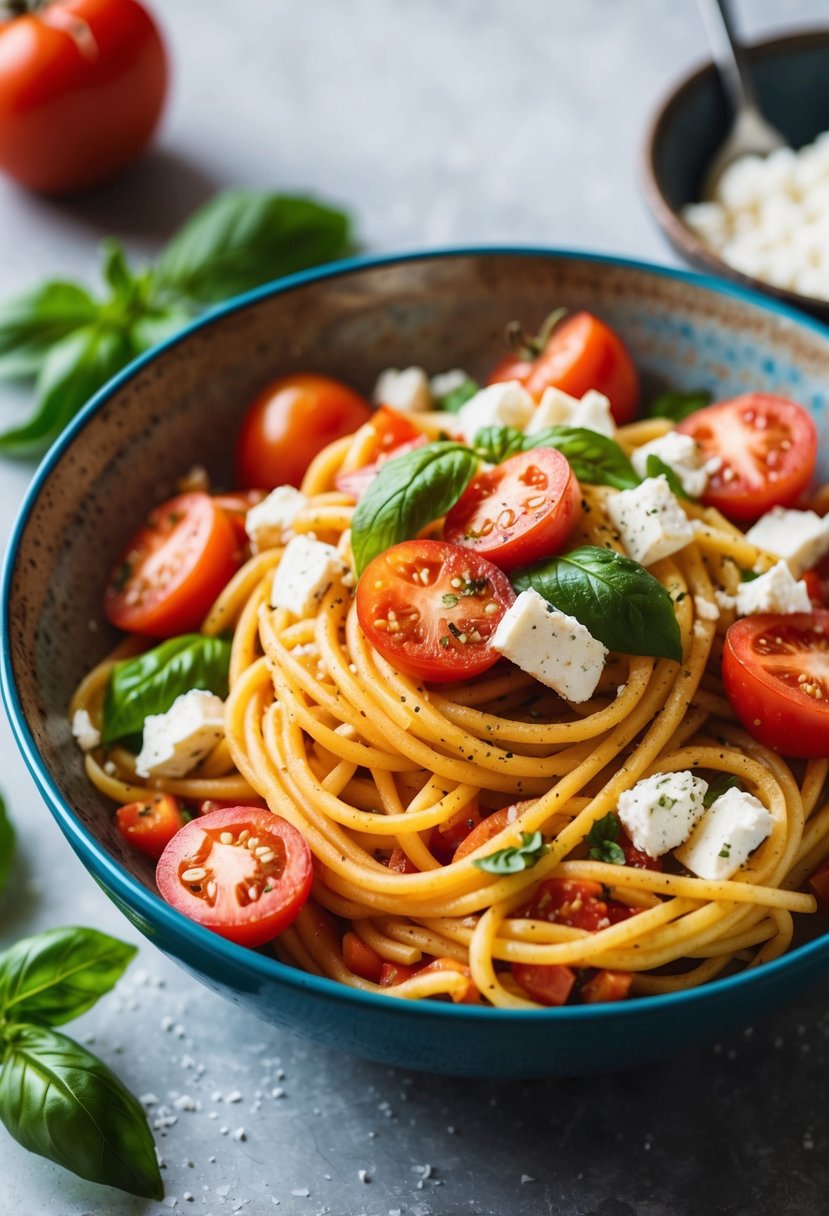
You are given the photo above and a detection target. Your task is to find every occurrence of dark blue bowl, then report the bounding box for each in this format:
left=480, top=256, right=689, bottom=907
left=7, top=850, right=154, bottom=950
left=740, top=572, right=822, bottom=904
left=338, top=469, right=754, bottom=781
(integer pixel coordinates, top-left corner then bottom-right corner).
left=3, top=248, right=829, bottom=1078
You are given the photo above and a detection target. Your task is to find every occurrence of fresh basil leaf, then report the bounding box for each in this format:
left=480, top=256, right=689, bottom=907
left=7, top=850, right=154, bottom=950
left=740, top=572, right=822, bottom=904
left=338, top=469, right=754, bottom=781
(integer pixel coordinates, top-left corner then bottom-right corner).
left=0, top=1024, right=162, bottom=1199
left=648, top=389, right=712, bottom=423
left=351, top=441, right=479, bottom=576
left=513, top=544, right=682, bottom=661
left=153, top=190, right=352, bottom=306
left=525, top=426, right=641, bottom=490
left=740, top=567, right=761, bottom=583
left=435, top=376, right=479, bottom=414
left=473, top=830, right=548, bottom=875
left=703, top=774, right=742, bottom=809
left=584, top=812, right=626, bottom=865
left=0, top=794, right=14, bottom=896
left=102, top=634, right=231, bottom=744
left=0, top=928, right=136, bottom=1027
left=100, top=239, right=138, bottom=304
left=129, top=305, right=196, bottom=355
left=0, top=282, right=100, bottom=381
left=645, top=453, right=691, bottom=500
left=0, top=326, right=132, bottom=456
left=473, top=426, right=527, bottom=464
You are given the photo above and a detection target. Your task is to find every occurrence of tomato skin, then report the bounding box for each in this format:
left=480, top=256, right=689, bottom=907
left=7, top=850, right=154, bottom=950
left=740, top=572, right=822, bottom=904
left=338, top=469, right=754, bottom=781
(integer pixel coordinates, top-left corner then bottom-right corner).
left=429, top=800, right=482, bottom=864
left=677, top=394, right=817, bottom=522
left=115, top=793, right=187, bottom=860
left=235, top=373, right=372, bottom=490
left=0, top=0, right=167, bottom=195
left=722, top=612, right=829, bottom=759
left=156, top=806, right=313, bottom=948
left=379, top=961, right=419, bottom=986
left=356, top=539, right=515, bottom=684
left=453, top=803, right=527, bottom=862
left=620, top=831, right=663, bottom=872
left=342, top=931, right=384, bottom=983
left=104, top=492, right=241, bottom=637
left=387, top=846, right=418, bottom=874
left=444, top=448, right=581, bottom=571
left=418, top=957, right=482, bottom=1004
left=488, top=312, right=639, bottom=425
left=581, top=969, right=634, bottom=1004
left=512, top=963, right=576, bottom=1006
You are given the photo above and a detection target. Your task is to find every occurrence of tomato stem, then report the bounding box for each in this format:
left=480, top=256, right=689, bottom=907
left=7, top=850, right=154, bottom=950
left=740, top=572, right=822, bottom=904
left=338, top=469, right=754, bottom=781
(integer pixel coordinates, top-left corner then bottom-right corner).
left=1, top=0, right=46, bottom=14
left=504, top=308, right=568, bottom=361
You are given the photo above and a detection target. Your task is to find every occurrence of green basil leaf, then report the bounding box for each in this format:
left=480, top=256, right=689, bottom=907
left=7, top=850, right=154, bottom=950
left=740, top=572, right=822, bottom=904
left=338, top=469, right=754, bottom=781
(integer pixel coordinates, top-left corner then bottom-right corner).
left=0, top=928, right=136, bottom=1027
left=0, top=282, right=100, bottom=381
left=351, top=441, right=479, bottom=576
left=129, top=305, right=196, bottom=355
left=648, top=389, right=712, bottom=423
left=100, top=239, right=137, bottom=305
left=473, top=830, right=548, bottom=875
left=102, top=634, right=231, bottom=744
left=645, top=453, right=691, bottom=500
left=0, top=326, right=132, bottom=456
left=0, top=1024, right=162, bottom=1199
left=153, top=190, right=352, bottom=306
left=513, top=544, right=682, bottom=661
left=524, top=426, right=641, bottom=490
left=0, top=794, right=14, bottom=896
left=435, top=376, right=479, bottom=414
left=584, top=812, right=626, bottom=865
left=703, top=774, right=742, bottom=809
left=740, top=567, right=761, bottom=583
left=473, top=426, right=527, bottom=464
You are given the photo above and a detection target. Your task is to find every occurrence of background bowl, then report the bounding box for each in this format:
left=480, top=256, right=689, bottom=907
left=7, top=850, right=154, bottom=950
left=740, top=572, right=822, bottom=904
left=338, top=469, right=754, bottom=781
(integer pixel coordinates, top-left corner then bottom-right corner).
left=642, top=28, right=829, bottom=321
left=3, top=249, right=829, bottom=1079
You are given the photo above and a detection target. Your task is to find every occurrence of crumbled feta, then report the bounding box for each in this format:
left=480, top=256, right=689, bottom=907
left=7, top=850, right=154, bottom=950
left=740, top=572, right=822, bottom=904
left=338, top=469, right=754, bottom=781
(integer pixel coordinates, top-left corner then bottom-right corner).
left=491, top=588, right=608, bottom=703
left=270, top=535, right=347, bottom=618
left=71, top=708, right=101, bottom=752
left=744, top=508, right=829, bottom=577
left=617, top=771, right=709, bottom=858
left=605, top=475, right=694, bottom=566
left=430, top=368, right=471, bottom=398
left=630, top=432, right=708, bottom=498
left=455, top=380, right=535, bottom=442
left=735, top=560, right=812, bottom=616
left=525, top=387, right=616, bottom=438
left=373, top=366, right=432, bottom=413
left=135, top=691, right=225, bottom=779
left=714, top=589, right=737, bottom=612
left=244, top=485, right=307, bottom=552
left=675, top=787, right=773, bottom=880
left=694, top=595, right=720, bottom=621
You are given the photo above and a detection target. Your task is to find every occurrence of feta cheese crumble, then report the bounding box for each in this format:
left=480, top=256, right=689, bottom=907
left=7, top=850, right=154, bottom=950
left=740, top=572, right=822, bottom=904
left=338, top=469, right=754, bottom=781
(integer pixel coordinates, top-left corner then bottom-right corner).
left=735, top=560, right=812, bottom=616
left=491, top=588, right=608, bottom=703
left=135, top=690, right=225, bottom=780
left=373, top=366, right=432, bottom=413
left=675, top=787, right=773, bottom=881
left=244, top=485, right=307, bottom=552
left=605, top=475, right=694, bottom=566
left=630, top=431, right=708, bottom=498
left=71, top=708, right=101, bottom=752
left=270, top=535, right=347, bottom=618
left=525, top=386, right=616, bottom=438
left=455, top=380, right=535, bottom=442
left=744, top=508, right=829, bottom=577
left=617, top=771, right=709, bottom=858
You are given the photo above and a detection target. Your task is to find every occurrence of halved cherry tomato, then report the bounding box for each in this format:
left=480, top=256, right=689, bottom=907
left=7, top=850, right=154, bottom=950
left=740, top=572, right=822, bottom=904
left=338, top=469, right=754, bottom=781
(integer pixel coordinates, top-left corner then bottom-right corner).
left=677, top=394, right=817, bottom=522
left=581, top=969, right=634, bottom=1004
left=235, top=373, right=372, bottom=490
left=444, top=448, right=581, bottom=571
left=418, top=957, right=482, bottom=1004
left=488, top=311, right=639, bottom=425
left=356, top=539, right=515, bottom=683
left=453, top=803, right=524, bottom=862
left=335, top=406, right=426, bottom=499
left=342, top=931, right=384, bottom=983
left=722, top=611, right=829, bottom=758
left=115, top=793, right=188, bottom=860
left=512, top=962, right=576, bottom=1006
left=197, top=797, right=267, bottom=816
left=104, top=492, right=240, bottom=637
left=807, top=860, right=829, bottom=912
left=155, top=806, right=313, bottom=948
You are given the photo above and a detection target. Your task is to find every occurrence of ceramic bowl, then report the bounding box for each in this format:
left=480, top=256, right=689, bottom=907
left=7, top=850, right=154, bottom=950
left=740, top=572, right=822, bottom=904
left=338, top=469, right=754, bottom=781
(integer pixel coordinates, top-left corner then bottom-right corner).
left=642, top=28, right=829, bottom=322
left=3, top=249, right=829, bottom=1079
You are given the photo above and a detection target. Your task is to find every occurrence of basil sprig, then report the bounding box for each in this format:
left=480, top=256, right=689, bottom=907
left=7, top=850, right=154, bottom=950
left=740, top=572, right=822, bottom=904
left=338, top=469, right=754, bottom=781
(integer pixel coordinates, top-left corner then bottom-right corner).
left=646, top=453, right=692, bottom=500
left=473, top=425, right=640, bottom=490
left=103, top=633, right=231, bottom=744
left=473, top=831, right=549, bottom=875
left=584, top=813, right=626, bottom=865
left=513, top=545, right=682, bottom=661
left=0, top=190, right=352, bottom=455
left=0, top=928, right=162, bottom=1199
left=351, top=441, right=479, bottom=575
left=648, top=389, right=711, bottom=423
left=0, top=795, right=14, bottom=898
left=703, top=774, right=742, bottom=808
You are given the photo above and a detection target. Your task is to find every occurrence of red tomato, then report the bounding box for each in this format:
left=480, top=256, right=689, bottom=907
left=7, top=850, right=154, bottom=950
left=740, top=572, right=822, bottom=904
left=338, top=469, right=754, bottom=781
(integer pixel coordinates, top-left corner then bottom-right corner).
left=488, top=312, right=639, bottom=425
left=115, top=793, right=187, bottom=860
left=336, top=437, right=427, bottom=499
left=104, top=492, right=241, bottom=637
left=620, top=830, right=663, bottom=872
left=444, top=448, right=581, bottom=571
left=721, top=612, right=829, bottom=758
left=527, top=877, right=636, bottom=931
left=801, top=569, right=826, bottom=609
left=417, top=957, right=482, bottom=1004
left=677, top=394, right=817, bottom=522
left=581, top=969, right=634, bottom=1004
left=235, top=373, right=372, bottom=490
left=808, top=860, right=829, bottom=912
left=512, top=963, right=576, bottom=1006
left=156, top=806, right=312, bottom=948
left=197, top=797, right=267, bottom=816
left=342, top=931, right=384, bottom=983
left=335, top=406, right=427, bottom=498
left=356, top=540, right=515, bottom=683
left=453, top=803, right=525, bottom=862
left=387, top=847, right=418, bottom=874
left=0, top=0, right=167, bottom=195
left=379, top=961, right=419, bottom=986
left=430, top=800, right=483, bottom=864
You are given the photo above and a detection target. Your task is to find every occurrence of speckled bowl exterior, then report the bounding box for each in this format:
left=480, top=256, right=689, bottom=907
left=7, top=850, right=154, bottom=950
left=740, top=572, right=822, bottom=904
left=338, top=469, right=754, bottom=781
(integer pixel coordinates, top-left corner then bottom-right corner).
left=3, top=249, right=829, bottom=1078
left=642, top=29, right=829, bottom=321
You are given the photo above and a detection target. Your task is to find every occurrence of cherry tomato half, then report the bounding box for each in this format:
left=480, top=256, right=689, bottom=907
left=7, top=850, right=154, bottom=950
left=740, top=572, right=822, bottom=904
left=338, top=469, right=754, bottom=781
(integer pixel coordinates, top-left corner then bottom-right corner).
left=156, top=806, right=313, bottom=948
left=0, top=0, right=168, bottom=195
left=488, top=311, right=640, bottom=425
left=444, top=447, right=581, bottom=571
left=721, top=611, right=829, bottom=758
left=115, top=793, right=188, bottom=860
left=235, top=373, right=372, bottom=490
left=356, top=539, right=515, bottom=683
left=677, top=394, right=817, bottom=522
left=452, top=803, right=525, bottom=862
left=104, top=492, right=241, bottom=637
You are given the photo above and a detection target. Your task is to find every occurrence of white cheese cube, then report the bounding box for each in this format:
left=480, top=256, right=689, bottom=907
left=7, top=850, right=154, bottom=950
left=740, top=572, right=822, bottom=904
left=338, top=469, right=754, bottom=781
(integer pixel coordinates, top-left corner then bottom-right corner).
left=456, top=380, right=535, bottom=442
left=605, top=475, right=694, bottom=566
left=735, top=560, right=812, bottom=616
left=491, top=588, right=608, bottom=703
left=429, top=368, right=471, bottom=399
left=244, top=485, right=307, bottom=552
left=617, top=771, right=709, bottom=858
left=71, top=708, right=101, bottom=752
left=744, top=508, right=829, bottom=577
left=135, top=690, right=225, bottom=780
left=270, top=535, right=347, bottom=618
left=526, top=387, right=616, bottom=438
left=630, top=432, right=708, bottom=498
left=675, top=787, right=773, bottom=881
left=373, top=366, right=432, bottom=413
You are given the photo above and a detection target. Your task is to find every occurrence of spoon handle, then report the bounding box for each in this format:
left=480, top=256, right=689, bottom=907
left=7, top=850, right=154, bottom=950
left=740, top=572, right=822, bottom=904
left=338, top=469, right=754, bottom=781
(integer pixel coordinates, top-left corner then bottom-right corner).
left=697, top=0, right=760, bottom=114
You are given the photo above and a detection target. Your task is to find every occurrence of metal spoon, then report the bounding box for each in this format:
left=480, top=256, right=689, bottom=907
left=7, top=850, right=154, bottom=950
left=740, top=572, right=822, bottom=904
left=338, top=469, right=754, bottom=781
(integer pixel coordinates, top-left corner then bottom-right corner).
left=697, top=0, right=786, bottom=199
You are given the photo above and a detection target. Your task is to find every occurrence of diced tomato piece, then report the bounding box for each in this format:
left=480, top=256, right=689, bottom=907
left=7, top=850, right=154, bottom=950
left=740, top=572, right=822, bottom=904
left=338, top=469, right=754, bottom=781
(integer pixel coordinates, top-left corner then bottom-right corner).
left=387, top=847, right=418, bottom=874
left=620, top=831, right=663, bottom=872
left=379, top=961, right=420, bottom=986
left=581, top=969, right=634, bottom=1004
left=342, top=931, right=384, bottom=983
left=418, top=957, right=482, bottom=1004
left=430, top=800, right=483, bottom=864
left=512, top=963, right=576, bottom=1006
left=528, top=878, right=609, bottom=931
left=453, top=803, right=527, bottom=862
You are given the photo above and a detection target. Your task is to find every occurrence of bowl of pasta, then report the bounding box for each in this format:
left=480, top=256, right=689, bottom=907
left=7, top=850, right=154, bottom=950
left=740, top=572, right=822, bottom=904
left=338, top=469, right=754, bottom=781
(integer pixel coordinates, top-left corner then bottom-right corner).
left=3, top=248, right=829, bottom=1078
